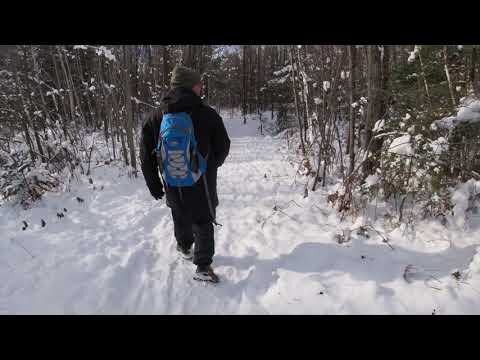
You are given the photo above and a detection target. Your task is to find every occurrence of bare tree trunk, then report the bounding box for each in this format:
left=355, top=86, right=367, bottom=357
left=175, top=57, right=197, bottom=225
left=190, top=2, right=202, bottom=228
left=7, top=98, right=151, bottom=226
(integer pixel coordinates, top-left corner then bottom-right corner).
left=470, top=45, right=478, bottom=96
left=51, top=47, right=69, bottom=140
left=417, top=46, right=431, bottom=110
left=289, top=45, right=306, bottom=155
left=364, top=45, right=382, bottom=175
left=242, top=45, right=247, bottom=124
left=348, top=45, right=357, bottom=175
left=320, top=48, right=345, bottom=187
left=75, top=51, right=94, bottom=128
left=256, top=45, right=261, bottom=114
left=20, top=115, right=36, bottom=163
left=102, top=63, right=114, bottom=159
left=198, top=45, right=204, bottom=74
left=364, top=45, right=381, bottom=150
left=13, top=50, right=36, bottom=162
left=108, top=95, right=116, bottom=159
left=183, top=45, right=197, bottom=70
left=248, top=46, right=253, bottom=114
left=379, top=45, right=390, bottom=118
left=57, top=46, right=79, bottom=136
left=271, top=45, right=276, bottom=120
left=96, top=56, right=109, bottom=145
left=444, top=45, right=457, bottom=109
left=25, top=46, right=45, bottom=160
left=297, top=45, right=313, bottom=144
left=162, top=45, right=170, bottom=91
left=109, top=64, right=128, bottom=165
left=123, top=45, right=137, bottom=173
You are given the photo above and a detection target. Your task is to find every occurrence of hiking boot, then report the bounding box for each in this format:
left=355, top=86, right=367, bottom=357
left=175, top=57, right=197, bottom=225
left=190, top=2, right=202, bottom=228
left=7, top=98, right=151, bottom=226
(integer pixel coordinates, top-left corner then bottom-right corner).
left=193, top=265, right=219, bottom=283
left=176, top=244, right=193, bottom=260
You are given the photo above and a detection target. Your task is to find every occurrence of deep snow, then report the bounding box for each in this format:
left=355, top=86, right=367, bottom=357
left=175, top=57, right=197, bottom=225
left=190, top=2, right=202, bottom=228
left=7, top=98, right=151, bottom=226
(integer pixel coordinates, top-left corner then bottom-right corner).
left=1, top=111, right=480, bottom=314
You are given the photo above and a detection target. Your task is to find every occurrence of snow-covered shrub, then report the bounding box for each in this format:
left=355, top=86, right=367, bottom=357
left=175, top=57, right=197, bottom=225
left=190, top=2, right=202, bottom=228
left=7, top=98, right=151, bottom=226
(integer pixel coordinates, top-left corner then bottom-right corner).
left=350, top=96, right=480, bottom=225
left=347, top=109, right=455, bottom=223
left=429, top=96, right=480, bottom=181
left=450, top=179, right=480, bottom=229
left=0, top=149, right=60, bottom=208
left=0, top=130, right=84, bottom=208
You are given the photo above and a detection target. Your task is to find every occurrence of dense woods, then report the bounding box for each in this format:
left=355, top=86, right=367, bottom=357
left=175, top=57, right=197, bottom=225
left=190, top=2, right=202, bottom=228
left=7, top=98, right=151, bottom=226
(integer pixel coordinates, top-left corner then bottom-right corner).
left=1, top=45, right=480, bottom=224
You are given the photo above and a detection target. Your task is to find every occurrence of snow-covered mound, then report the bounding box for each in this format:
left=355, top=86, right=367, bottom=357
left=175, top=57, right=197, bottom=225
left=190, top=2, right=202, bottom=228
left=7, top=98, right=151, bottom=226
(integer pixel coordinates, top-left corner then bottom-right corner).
left=388, top=134, right=413, bottom=155
left=433, top=97, right=480, bottom=130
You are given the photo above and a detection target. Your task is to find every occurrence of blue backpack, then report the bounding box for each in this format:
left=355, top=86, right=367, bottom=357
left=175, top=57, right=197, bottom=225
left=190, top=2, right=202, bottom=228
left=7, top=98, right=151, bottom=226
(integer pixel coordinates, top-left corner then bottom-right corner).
left=156, top=112, right=207, bottom=187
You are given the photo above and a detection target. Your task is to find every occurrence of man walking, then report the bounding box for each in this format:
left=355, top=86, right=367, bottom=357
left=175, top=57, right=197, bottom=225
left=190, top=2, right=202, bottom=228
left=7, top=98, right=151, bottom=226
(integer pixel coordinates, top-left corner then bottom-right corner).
left=140, top=65, right=230, bottom=283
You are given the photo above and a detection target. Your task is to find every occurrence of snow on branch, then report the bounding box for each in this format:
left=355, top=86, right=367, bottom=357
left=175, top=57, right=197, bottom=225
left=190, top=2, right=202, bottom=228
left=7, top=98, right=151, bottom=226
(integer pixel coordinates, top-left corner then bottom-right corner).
left=130, top=96, right=158, bottom=108
left=73, top=45, right=117, bottom=62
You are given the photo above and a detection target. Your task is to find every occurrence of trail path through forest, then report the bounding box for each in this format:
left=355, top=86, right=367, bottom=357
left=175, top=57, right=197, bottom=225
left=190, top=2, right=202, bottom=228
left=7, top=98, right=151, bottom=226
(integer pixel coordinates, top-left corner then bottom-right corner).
left=1, top=112, right=480, bottom=314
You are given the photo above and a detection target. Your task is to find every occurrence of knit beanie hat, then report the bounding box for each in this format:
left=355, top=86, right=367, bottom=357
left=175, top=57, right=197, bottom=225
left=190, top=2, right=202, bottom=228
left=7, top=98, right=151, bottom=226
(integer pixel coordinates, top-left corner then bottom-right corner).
left=170, top=65, right=202, bottom=89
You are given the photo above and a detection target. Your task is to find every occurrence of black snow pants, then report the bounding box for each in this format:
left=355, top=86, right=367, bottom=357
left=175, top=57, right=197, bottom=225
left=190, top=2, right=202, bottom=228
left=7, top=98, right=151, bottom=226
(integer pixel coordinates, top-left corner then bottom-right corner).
left=171, top=204, right=215, bottom=267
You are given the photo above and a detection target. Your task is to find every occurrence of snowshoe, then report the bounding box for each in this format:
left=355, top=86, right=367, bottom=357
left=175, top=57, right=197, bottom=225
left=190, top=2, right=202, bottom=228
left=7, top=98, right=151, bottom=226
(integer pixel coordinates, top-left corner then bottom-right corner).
left=193, top=265, right=219, bottom=283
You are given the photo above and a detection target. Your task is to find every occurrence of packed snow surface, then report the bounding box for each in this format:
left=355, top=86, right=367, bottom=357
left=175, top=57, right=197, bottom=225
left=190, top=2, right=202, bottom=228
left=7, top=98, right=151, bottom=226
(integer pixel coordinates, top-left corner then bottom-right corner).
left=1, top=111, right=480, bottom=314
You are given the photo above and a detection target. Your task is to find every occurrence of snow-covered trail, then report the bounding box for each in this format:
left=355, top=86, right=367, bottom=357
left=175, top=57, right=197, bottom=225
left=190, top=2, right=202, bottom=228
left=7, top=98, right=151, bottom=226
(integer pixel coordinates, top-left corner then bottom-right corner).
left=1, top=112, right=480, bottom=314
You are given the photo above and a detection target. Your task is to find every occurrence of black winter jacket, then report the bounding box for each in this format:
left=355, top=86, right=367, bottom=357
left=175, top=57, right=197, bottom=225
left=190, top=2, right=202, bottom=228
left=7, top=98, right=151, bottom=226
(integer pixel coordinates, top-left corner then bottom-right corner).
left=139, top=87, right=230, bottom=212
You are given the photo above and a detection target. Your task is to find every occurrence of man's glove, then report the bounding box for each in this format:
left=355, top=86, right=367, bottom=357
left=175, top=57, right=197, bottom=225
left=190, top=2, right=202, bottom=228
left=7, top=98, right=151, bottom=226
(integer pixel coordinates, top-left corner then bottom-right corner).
left=149, top=184, right=165, bottom=200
